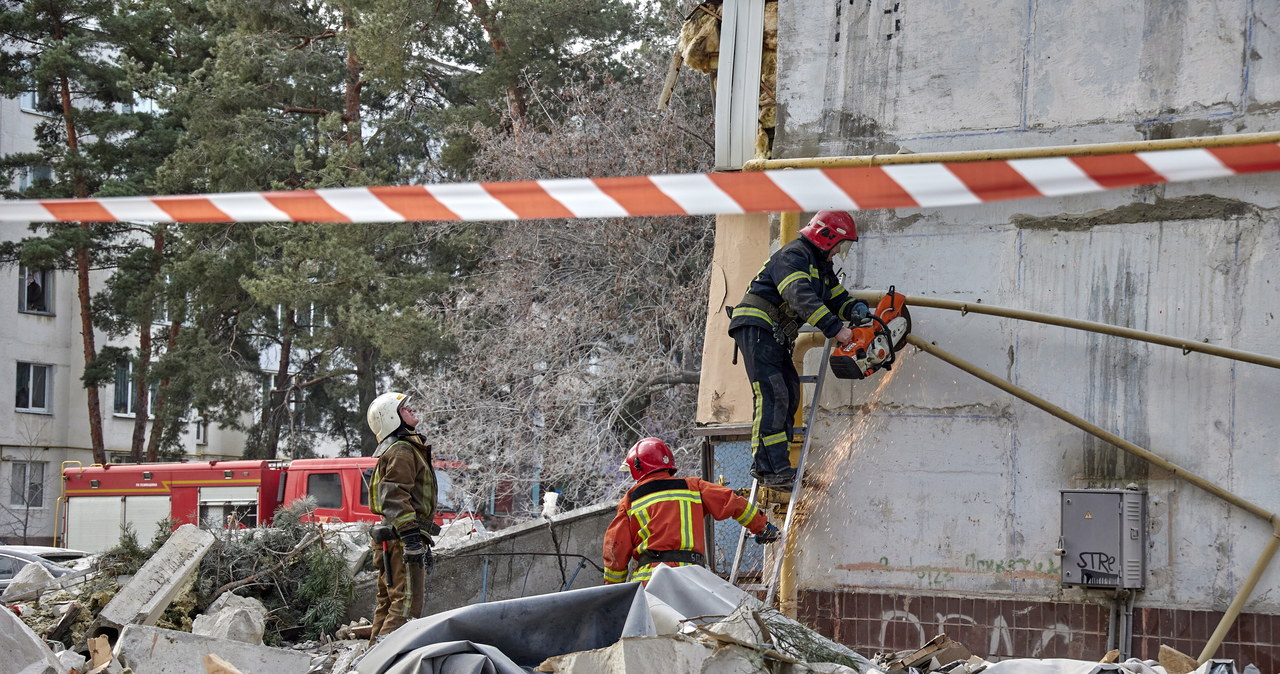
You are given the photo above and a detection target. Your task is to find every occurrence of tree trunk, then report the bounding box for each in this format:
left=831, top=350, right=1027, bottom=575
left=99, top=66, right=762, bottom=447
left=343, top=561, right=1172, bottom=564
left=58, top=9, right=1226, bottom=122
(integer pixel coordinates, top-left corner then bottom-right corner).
left=258, top=308, right=295, bottom=460
left=131, top=226, right=165, bottom=461
left=466, top=0, right=527, bottom=130
left=145, top=319, right=181, bottom=462
left=343, top=10, right=363, bottom=150
left=58, top=64, right=106, bottom=464
left=354, top=344, right=379, bottom=456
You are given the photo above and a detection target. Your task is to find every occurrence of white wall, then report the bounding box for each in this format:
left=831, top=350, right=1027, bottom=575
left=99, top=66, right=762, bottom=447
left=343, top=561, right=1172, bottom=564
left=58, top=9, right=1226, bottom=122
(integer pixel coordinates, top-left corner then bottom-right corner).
left=772, top=1, right=1280, bottom=613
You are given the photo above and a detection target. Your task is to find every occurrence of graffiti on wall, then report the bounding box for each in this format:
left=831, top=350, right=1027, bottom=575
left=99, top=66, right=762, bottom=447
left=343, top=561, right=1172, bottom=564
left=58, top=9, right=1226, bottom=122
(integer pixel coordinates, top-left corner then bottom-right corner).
left=877, top=609, right=1075, bottom=657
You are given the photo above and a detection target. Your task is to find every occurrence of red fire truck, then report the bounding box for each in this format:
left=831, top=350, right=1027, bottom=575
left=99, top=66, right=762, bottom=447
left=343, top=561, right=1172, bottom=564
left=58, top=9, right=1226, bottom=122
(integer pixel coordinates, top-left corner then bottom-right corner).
left=59, top=457, right=480, bottom=553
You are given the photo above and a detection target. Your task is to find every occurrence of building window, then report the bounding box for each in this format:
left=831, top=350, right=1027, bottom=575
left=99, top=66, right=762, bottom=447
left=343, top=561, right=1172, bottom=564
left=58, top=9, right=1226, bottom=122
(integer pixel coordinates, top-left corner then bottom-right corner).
left=16, top=166, right=54, bottom=194
left=10, top=461, right=46, bottom=509
left=19, top=85, right=58, bottom=115
left=15, top=362, right=50, bottom=413
left=113, top=361, right=155, bottom=417
left=18, top=266, right=52, bottom=314
left=194, top=415, right=209, bottom=445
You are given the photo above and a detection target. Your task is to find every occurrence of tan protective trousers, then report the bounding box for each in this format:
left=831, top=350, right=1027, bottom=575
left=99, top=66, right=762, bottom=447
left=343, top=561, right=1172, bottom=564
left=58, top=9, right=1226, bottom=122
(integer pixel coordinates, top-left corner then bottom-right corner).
left=370, top=539, right=425, bottom=639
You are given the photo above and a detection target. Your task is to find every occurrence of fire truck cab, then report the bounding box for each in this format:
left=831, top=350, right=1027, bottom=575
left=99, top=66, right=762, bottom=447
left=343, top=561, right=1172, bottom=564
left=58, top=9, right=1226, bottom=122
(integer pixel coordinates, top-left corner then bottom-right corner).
left=61, top=456, right=475, bottom=553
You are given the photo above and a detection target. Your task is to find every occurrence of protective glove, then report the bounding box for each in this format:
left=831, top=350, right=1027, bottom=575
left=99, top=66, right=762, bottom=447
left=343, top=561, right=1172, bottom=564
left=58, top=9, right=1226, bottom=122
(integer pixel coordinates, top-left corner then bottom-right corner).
left=754, top=522, right=781, bottom=545
left=402, top=530, right=431, bottom=568
left=850, top=300, right=872, bottom=326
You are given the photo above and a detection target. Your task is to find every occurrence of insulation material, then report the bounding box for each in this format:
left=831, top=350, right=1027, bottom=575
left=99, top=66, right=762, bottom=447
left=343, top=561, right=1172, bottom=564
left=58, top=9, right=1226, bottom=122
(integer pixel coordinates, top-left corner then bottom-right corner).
left=677, top=3, right=722, bottom=74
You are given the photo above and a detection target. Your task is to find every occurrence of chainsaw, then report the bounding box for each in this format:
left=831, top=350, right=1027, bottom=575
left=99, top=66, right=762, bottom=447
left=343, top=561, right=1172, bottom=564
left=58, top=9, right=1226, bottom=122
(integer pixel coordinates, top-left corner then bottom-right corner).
left=828, top=286, right=912, bottom=380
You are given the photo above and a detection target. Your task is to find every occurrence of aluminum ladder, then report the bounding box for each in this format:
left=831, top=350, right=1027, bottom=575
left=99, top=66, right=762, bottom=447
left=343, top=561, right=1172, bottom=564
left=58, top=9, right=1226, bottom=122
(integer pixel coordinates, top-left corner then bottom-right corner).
left=726, top=335, right=835, bottom=605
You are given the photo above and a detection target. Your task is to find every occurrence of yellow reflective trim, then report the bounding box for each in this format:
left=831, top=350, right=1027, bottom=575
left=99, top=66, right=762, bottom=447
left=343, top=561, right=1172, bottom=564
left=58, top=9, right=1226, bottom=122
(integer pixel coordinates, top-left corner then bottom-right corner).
left=752, top=382, right=764, bottom=448
left=604, top=568, right=628, bottom=582
left=761, top=431, right=788, bottom=447
left=734, top=502, right=760, bottom=526
left=632, top=562, right=695, bottom=583
left=808, top=305, right=830, bottom=325
left=778, top=271, right=809, bottom=293
left=830, top=285, right=847, bottom=299
left=732, top=307, right=775, bottom=325
left=628, top=490, right=702, bottom=515
left=679, top=500, right=693, bottom=549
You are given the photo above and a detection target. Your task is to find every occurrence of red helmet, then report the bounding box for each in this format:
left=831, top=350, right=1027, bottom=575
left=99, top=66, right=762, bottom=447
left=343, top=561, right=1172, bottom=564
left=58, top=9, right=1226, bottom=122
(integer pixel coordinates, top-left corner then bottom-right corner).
left=800, top=210, right=858, bottom=251
left=623, top=437, right=675, bottom=480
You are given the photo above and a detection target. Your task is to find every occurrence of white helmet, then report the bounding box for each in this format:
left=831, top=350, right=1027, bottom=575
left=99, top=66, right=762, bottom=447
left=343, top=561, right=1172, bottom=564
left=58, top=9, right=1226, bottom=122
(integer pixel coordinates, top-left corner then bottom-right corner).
left=367, top=391, right=409, bottom=442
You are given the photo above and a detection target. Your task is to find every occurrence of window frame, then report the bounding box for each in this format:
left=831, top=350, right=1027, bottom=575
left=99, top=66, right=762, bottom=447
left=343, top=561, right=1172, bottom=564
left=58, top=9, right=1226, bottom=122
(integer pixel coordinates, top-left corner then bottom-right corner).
left=18, top=266, right=53, bottom=315
left=113, top=360, right=156, bottom=418
left=9, top=460, right=47, bottom=509
left=15, top=361, right=51, bottom=414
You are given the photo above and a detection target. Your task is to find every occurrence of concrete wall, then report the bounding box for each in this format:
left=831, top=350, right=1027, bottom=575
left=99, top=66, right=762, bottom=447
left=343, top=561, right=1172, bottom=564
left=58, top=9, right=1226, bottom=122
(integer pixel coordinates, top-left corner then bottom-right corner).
left=421, top=503, right=614, bottom=616
left=700, top=0, right=1280, bottom=665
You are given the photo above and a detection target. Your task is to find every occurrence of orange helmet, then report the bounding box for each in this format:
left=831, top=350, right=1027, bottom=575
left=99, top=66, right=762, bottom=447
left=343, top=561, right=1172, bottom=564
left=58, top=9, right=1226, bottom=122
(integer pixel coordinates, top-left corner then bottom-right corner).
left=623, top=437, right=675, bottom=480
left=800, top=210, right=858, bottom=251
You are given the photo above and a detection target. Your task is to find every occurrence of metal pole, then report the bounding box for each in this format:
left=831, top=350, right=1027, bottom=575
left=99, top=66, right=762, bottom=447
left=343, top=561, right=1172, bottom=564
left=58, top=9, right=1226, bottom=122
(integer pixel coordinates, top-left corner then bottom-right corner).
left=908, top=334, right=1280, bottom=662
left=1198, top=532, right=1280, bottom=663
left=850, top=292, right=1280, bottom=371
left=742, top=131, right=1280, bottom=171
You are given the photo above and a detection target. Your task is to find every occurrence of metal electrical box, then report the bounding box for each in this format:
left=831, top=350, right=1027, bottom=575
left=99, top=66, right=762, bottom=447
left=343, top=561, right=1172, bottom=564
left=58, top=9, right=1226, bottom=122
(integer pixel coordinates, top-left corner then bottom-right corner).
left=1060, top=489, right=1146, bottom=589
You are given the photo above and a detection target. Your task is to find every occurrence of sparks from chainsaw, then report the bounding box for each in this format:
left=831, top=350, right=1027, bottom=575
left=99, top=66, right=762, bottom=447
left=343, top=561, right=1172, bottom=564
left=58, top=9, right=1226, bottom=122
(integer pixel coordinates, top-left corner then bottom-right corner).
left=829, top=286, right=912, bottom=380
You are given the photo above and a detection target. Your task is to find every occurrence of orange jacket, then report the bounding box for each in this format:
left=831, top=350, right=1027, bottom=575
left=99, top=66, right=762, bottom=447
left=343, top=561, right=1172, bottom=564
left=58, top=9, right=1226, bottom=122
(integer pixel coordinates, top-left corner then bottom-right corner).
left=602, top=474, right=768, bottom=584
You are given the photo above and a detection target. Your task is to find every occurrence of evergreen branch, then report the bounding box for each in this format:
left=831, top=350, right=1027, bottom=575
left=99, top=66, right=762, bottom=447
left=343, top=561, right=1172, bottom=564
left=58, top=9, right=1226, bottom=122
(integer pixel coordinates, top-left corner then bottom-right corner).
left=292, top=30, right=338, bottom=49
left=275, top=105, right=333, bottom=116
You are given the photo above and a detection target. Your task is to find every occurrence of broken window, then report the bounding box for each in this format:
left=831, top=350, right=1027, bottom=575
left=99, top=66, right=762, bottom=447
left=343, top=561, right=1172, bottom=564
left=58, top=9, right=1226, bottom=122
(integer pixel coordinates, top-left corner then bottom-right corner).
left=18, top=266, right=52, bottom=314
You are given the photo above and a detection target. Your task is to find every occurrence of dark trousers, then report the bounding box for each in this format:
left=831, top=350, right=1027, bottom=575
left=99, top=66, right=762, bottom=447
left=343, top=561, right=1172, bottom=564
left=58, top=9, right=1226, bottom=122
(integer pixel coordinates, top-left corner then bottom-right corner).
left=732, top=325, right=798, bottom=476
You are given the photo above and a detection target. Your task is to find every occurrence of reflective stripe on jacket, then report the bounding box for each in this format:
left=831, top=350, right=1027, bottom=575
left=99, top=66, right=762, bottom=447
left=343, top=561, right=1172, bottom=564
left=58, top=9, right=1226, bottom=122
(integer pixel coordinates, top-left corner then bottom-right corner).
left=369, top=431, right=438, bottom=536
left=602, top=475, right=768, bottom=584
left=727, top=236, right=861, bottom=340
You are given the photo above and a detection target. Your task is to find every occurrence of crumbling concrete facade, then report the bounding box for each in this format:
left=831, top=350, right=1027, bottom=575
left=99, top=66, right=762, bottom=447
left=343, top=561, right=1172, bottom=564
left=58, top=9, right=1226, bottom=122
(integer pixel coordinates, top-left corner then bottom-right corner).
left=699, top=0, right=1280, bottom=669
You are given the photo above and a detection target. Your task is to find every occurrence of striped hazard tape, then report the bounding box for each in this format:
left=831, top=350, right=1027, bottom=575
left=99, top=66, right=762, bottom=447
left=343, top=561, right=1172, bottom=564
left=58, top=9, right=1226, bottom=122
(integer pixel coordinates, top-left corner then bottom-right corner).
left=3, top=142, right=1279, bottom=223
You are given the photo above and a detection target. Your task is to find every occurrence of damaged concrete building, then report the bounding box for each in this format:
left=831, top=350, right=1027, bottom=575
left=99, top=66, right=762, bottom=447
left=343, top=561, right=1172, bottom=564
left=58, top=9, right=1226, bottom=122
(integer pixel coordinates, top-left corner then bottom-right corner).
left=692, top=0, right=1280, bottom=670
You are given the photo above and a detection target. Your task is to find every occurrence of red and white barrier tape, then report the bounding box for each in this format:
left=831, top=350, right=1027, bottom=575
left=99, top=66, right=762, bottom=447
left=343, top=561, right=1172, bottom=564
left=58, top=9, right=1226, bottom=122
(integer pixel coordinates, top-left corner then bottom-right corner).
left=3, top=143, right=1279, bottom=223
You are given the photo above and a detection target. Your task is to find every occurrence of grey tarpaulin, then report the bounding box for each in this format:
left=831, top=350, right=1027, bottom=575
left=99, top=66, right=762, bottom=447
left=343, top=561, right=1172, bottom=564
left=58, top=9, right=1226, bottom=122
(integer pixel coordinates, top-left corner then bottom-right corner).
left=355, top=582, right=656, bottom=674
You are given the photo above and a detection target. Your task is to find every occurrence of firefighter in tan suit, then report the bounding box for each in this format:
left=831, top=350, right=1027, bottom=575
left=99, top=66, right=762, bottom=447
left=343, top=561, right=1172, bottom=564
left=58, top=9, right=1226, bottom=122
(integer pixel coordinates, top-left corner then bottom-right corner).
left=366, top=391, right=439, bottom=640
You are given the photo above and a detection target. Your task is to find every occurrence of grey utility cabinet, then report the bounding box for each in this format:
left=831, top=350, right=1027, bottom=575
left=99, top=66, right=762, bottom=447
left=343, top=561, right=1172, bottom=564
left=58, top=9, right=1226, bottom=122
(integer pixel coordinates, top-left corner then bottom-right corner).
left=1059, top=489, right=1146, bottom=589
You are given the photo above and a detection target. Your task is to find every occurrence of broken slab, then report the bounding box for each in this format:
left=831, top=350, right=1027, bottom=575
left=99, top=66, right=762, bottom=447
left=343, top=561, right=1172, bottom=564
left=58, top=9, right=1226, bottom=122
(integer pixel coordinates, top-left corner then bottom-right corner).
left=1, top=559, right=56, bottom=601
left=114, top=624, right=311, bottom=673
left=192, top=594, right=267, bottom=644
left=537, top=635, right=714, bottom=674
left=1, top=603, right=69, bottom=674
left=95, top=524, right=215, bottom=638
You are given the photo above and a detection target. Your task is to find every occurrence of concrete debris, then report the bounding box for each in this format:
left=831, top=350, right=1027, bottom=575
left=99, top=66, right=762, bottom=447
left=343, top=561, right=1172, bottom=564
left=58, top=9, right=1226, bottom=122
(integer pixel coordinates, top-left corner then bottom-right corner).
left=192, top=593, right=267, bottom=644
left=114, top=624, right=312, bottom=673
left=2, top=559, right=57, bottom=601
left=334, top=618, right=373, bottom=641
left=308, top=639, right=368, bottom=674
left=2, top=602, right=70, bottom=674
left=327, top=524, right=372, bottom=575
left=96, top=524, right=216, bottom=637
left=537, top=634, right=714, bottom=673
left=434, top=516, right=491, bottom=550
left=56, top=646, right=87, bottom=673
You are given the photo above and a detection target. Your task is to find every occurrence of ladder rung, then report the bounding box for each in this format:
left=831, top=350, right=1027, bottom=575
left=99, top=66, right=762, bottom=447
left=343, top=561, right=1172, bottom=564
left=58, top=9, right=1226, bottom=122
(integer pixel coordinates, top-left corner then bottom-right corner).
left=798, top=375, right=819, bottom=384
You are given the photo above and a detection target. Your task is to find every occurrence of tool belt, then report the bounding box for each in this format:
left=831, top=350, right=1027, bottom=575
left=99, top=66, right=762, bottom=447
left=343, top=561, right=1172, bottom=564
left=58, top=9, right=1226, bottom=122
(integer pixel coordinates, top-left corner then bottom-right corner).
left=636, top=549, right=705, bottom=567
left=739, top=292, right=800, bottom=346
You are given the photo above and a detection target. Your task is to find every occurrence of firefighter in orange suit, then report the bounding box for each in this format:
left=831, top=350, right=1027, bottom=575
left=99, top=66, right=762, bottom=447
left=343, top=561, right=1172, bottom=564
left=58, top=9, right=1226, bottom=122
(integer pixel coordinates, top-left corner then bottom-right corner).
left=366, top=391, right=439, bottom=640
left=602, top=437, right=780, bottom=585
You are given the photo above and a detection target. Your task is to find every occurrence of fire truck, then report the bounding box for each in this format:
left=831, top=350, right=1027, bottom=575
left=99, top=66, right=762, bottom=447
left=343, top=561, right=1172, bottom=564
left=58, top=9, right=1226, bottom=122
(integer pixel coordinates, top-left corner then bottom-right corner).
left=59, top=457, right=481, bottom=553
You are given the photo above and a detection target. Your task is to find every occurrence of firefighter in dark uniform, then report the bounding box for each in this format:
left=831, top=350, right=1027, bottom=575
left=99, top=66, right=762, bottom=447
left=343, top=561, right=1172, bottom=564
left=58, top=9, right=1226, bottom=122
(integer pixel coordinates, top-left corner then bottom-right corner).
left=602, top=437, right=779, bottom=585
left=727, top=211, right=869, bottom=490
left=366, top=391, right=439, bottom=640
